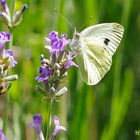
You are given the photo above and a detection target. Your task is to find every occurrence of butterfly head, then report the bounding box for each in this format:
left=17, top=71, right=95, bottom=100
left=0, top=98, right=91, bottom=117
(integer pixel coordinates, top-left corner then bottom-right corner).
left=73, top=28, right=80, bottom=38
left=70, top=29, right=81, bottom=50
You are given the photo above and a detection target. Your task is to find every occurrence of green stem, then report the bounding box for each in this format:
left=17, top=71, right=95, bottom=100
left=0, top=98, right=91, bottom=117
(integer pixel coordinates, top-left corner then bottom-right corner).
left=10, top=0, right=17, bottom=28
left=9, top=28, right=13, bottom=49
left=2, top=92, right=10, bottom=133
left=46, top=99, right=53, bottom=140
left=2, top=21, right=14, bottom=134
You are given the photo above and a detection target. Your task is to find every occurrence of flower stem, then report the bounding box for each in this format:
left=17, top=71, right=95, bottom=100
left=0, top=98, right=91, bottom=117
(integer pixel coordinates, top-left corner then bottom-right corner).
left=10, top=0, right=17, bottom=28
left=9, top=28, right=13, bottom=49
left=46, top=99, right=53, bottom=140
left=2, top=92, right=10, bottom=134
left=2, top=21, right=14, bottom=134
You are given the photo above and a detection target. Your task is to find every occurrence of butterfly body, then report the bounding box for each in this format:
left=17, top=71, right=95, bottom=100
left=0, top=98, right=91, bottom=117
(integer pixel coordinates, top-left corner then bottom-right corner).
left=70, top=23, right=124, bottom=85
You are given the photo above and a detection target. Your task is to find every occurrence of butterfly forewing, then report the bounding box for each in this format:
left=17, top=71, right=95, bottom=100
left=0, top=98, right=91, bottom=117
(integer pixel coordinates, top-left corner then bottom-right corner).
left=75, top=23, right=124, bottom=85
left=81, top=23, right=124, bottom=56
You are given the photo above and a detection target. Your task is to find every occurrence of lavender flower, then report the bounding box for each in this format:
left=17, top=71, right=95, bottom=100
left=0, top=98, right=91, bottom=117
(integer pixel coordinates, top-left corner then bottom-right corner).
left=3, top=50, right=17, bottom=67
left=35, top=64, right=52, bottom=83
left=36, top=32, right=71, bottom=86
left=35, top=32, right=76, bottom=140
left=0, top=129, right=8, bottom=140
left=45, top=31, right=71, bottom=62
left=0, top=32, right=18, bottom=95
left=29, top=114, right=44, bottom=140
left=30, top=114, right=42, bottom=135
left=0, top=32, right=10, bottom=50
left=51, top=116, right=67, bottom=140
left=36, top=31, right=78, bottom=98
left=64, top=51, right=78, bottom=69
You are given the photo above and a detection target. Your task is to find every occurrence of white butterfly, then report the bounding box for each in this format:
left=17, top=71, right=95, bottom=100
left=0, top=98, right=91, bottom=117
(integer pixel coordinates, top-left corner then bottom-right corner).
left=70, top=23, right=124, bottom=85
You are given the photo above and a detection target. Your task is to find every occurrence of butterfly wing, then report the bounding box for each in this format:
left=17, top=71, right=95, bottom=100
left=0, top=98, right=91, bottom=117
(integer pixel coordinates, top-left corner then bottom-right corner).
left=76, top=23, right=124, bottom=85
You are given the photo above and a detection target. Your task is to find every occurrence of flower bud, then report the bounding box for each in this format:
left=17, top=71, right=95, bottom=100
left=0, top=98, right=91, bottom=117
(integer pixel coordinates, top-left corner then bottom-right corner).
left=53, top=69, right=60, bottom=80
left=13, top=4, right=28, bottom=26
left=54, top=63, right=61, bottom=70
left=55, top=87, right=67, bottom=97
left=59, top=72, right=67, bottom=79
left=0, top=12, right=10, bottom=27
left=49, top=86, right=56, bottom=94
left=40, top=54, right=45, bottom=60
left=41, top=58, right=51, bottom=66
left=3, top=74, right=18, bottom=81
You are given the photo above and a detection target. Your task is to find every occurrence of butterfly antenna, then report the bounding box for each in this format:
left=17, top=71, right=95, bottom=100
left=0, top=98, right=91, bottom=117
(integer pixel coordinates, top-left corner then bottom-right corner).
left=78, top=16, right=94, bottom=31
left=53, top=8, right=75, bottom=31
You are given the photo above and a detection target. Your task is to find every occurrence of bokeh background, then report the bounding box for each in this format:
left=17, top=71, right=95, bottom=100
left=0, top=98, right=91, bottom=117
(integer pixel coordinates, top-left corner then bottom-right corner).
left=0, top=0, right=140, bottom=140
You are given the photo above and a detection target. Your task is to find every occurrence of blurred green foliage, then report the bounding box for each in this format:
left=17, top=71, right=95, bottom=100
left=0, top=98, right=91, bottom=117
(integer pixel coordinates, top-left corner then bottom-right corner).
left=0, top=0, right=140, bottom=140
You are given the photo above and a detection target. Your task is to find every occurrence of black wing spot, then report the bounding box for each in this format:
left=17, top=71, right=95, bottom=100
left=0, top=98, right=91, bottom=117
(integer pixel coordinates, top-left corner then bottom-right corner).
left=104, top=38, right=110, bottom=45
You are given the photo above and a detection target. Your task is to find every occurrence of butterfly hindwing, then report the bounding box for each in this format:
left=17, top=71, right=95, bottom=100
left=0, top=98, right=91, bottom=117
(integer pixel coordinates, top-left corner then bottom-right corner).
left=77, top=37, right=112, bottom=85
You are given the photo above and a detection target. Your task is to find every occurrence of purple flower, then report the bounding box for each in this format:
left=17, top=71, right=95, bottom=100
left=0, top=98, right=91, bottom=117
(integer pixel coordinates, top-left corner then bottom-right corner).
left=64, top=51, right=78, bottom=69
left=45, top=31, right=71, bottom=56
left=29, top=114, right=45, bottom=140
left=35, top=64, right=52, bottom=83
left=29, top=114, right=42, bottom=135
left=3, top=50, right=17, bottom=67
left=0, top=32, right=10, bottom=50
left=0, top=129, right=8, bottom=140
left=51, top=116, right=67, bottom=139
left=60, top=33, right=71, bottom=51
left=0, top=0, right=8, bottom=12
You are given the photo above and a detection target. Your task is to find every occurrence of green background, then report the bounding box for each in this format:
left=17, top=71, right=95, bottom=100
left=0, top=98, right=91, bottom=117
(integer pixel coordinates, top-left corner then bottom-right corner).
left=0, top=0, right=140, bottom=140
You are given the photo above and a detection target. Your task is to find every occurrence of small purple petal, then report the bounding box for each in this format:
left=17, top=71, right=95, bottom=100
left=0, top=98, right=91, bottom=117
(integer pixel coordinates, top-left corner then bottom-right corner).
left=60, top=33, right=71, bottom=51
left=64, top=51, right=78, bottom=69
left=45, top=37, right=50, bottom=42
left=0, top=32, right=10, bottom=50
left=52, top=116, right=67, bottom=138
left=49, top=31, right=58, bottom=39
left=35, top=65, right=52, bottom=83
left=61, top=33, right=67, bottom=38
left=4, top=50, right=17, bottom=67
left=33, top=114, right=42, bottom=125
left=54, top=116, right=60, bottom=126
left=0, top=0, right=7, bottom=11
left=45, top=31, right=71, bottom=55
left=29, top=114, right=42, bottom=135
left=0, top=129, right=8, bottom=140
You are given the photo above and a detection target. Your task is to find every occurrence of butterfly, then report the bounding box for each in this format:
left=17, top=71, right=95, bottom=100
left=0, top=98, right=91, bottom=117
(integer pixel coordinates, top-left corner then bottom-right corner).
left=70, top=23, right=124, bottom=85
